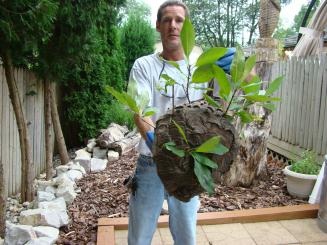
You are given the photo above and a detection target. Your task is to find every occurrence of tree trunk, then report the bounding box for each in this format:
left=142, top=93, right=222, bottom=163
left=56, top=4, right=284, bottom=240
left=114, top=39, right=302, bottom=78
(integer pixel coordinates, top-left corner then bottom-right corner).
left=222, top=37, right=279, bottom=186
left=0, top=49, right=34, bottom=202
left=44, top=79, right=53, bottom=180
left=49, top=82, right=70, bottom=165
left=0, top=160, right=5, bottom=238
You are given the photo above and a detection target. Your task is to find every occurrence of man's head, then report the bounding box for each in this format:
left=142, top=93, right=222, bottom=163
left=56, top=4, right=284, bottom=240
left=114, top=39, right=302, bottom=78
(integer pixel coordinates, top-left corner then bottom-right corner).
left=156, top=1, right=190, bottom=58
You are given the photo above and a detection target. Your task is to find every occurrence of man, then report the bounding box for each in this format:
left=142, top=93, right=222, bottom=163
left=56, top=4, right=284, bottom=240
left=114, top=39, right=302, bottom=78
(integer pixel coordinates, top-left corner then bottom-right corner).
left=127, top=1, right=236, bottom=244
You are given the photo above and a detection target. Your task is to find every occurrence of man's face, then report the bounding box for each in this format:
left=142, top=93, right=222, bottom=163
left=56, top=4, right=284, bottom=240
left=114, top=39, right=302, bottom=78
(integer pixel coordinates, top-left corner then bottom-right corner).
left=156, top=5, right=185, bottom=51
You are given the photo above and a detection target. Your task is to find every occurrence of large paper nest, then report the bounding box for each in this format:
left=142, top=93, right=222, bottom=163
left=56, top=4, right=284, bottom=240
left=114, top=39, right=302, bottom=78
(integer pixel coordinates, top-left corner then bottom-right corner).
left=153, top=101, right=239, bottom=202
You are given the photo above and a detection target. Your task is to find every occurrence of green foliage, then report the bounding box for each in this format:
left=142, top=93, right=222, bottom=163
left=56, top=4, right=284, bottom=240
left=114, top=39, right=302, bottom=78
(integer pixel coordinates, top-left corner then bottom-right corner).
left=180, top=17, right=195, bottom=60
left=120, top=12, right=155, bottom=81
left=105, top=101, right=135, bottom=130
left=291, top=150, right=322, bottom=175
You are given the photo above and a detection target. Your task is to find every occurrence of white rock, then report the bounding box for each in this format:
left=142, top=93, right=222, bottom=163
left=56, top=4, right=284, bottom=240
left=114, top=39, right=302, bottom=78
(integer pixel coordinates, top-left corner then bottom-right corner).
left=5, top=223, right=37, bottom=245
left=66, top=170, right=83, bottom=181
left=33, top=226, right=59, bottom=239
left=25, top=237, right=57, bottom=245
left=55, top=186, right=76, bottom=205
left=19, top=208, right=68, bottom=228
left=37, top=180, right=55, bottom=192
left=87, top=139, right=97, bottom=153
left=37, top=191, right=55, bottom=202
left=75, top=148, right=91, bottom=158
left=0, top=238, right=3, bottom=245
left=107, top=150, right=119, bottom=162
left=53, top=173, right=75, bottom=189
left=73, top=157, right=91, bottom=173
left=44, top=186, right=56, bottom=195
left=91, top=158, right=107, bottom=172
left=69, top=163, right=86, bottom=175
left=93, top=147, right=107, bottom=159
left=38, top=197, right=66, bottom=211
left=55, top=165, right=69, bottom=176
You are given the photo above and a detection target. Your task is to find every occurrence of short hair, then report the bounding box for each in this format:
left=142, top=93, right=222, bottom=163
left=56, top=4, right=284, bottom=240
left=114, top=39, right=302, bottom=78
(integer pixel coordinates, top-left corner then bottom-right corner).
left=156, top=0, right=190, bottom=22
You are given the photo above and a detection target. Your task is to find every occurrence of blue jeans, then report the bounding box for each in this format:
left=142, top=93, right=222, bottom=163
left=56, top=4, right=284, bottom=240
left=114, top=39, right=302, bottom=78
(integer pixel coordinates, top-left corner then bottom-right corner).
left=128, top=155, right=199, bottom=245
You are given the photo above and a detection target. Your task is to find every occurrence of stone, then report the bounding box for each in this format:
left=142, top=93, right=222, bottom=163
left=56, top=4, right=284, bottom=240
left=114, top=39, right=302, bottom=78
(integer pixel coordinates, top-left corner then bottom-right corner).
left=53, top=173, right=75, bottom=189
left=37, top=191, right=56, bottom=202
left=87, top=139, right=97, bottom=153
left=90, top=158, right=107, bottom=172
left=55, top=186, right=76, bottom=205
left=107, top=150, right=119, bottom=162
left=33, top=226, right=59, bottom=239
left=73, top=157, right=91, bottom=173
left=55, top=165, right=69, bottom=176
left=25, top=237, right=57, bottom=245
left=5, top=223, right=37, bottom=245
left=69, top=163, right=86, bottom=175
left=93, top=147, right=107, bottom=159
left=19, top=208, right=69, bottom=228
left=44, top=186, right=56, bottom=195
left=75, top=148, right=91, bottom=159
left=66, top=170, right=83, bottom=182
left=37, top=180, right=55, bottom=192
left=38, top=197, right=67, bottom=211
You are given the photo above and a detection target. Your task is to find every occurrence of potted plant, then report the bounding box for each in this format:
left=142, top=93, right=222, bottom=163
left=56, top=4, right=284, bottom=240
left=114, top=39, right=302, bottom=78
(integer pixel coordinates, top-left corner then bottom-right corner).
left=284, top=150, right=322, bottom=198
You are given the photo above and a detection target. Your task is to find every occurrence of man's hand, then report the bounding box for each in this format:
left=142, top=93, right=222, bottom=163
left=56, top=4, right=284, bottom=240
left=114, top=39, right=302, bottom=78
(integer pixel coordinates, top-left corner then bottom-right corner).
left=215, top=47, right=236, bottom=74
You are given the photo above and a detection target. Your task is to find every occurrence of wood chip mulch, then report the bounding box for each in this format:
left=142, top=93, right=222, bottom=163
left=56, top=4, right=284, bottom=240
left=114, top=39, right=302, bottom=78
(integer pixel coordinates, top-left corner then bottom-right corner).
left=57, top=150, right=306, bottom=244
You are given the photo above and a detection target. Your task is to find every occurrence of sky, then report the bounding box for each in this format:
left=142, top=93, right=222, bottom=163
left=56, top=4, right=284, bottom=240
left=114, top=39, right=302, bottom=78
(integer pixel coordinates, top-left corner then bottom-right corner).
left=143, top=0, right=311, bottom=28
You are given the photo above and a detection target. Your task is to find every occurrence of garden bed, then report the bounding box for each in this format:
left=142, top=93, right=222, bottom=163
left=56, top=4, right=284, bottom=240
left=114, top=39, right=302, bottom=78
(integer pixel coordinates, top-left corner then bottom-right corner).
left=57, top=149, right=307, bottom=244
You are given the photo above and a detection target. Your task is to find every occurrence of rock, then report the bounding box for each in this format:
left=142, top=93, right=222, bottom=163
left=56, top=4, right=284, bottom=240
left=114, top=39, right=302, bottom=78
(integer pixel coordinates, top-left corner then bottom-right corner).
left=90, top=158, right=107, bottom=172
left=44, top=186, right=56, bottom=195
left=107, top=150, right=119, bottom=162
left=55, top=186, right=76, bottom=205
left=87, top=139, right=97, bottom=153
left=69, top=163, right=86, bottom=175
left=66, top=170, right=83, bottom=182
left=75, top=149, right=91, bottom=159
left=22, top=202, right=30, bottom=208
left=5, top=222, right=37, bottom=245
left=33, top=226, right=59, bottom=240
left=55, top=165, right=69, bottom=176
left=38, top=197, right=67, bottom=211
left=37, top=191, right=56, bottom=202
left=53, top=173, right=75, bottom=189
left=25, top=237, right=57, bottom=245
left=19, top=209, right=69, bottom=228
left=93, top=147, right=107, bottom=159
left=0, top=238, right=3, bottom=245
left=73, top=157, right=91, bottom=173
left=96, top=123, right=129, bottom=148
left=37, top=180, right=55, bottom=192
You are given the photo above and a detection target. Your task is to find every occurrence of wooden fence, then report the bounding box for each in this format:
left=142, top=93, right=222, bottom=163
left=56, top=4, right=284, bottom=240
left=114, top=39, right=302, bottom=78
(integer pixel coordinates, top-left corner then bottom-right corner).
left=269, top=54, right=327, bottom=161
left=0, top=66, right=47, bottom=197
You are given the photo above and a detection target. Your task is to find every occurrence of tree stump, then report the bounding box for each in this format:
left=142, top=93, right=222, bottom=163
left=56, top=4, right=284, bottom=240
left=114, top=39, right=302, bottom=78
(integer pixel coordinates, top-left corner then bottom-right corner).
left=153, top=101, right=238, bottom=202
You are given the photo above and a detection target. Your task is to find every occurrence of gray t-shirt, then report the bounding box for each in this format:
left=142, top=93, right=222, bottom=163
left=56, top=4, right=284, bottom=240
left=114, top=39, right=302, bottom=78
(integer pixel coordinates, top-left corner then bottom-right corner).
left=129, top=53, right=207, bottom=156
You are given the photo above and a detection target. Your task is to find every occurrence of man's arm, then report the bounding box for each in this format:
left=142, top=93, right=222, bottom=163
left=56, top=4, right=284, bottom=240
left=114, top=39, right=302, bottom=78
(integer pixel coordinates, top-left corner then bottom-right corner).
left=134, top=114, right=155, bottom=141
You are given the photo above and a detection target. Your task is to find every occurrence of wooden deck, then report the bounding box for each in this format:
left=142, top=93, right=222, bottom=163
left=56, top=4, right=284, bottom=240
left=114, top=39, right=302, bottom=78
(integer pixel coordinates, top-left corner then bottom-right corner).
left=97, top=204, right=319, bottom=245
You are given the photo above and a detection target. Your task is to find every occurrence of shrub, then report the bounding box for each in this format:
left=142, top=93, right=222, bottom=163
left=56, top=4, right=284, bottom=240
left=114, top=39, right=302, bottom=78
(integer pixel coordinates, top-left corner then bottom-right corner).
left=105, top=101, right=134, bottom=130
left=291, top=150, right=322, bottom=175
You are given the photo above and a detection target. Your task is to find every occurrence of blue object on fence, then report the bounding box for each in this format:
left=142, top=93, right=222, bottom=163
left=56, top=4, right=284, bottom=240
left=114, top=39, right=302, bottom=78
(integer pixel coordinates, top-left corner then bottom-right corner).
left=145, top=131, right=154, bottom=151
left=215, top=47, right=236, bottom=74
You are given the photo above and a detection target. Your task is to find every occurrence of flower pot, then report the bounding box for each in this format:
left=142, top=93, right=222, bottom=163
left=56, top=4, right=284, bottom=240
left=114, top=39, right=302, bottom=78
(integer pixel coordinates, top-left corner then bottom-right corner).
left=283, top=165, right=318, bottom=198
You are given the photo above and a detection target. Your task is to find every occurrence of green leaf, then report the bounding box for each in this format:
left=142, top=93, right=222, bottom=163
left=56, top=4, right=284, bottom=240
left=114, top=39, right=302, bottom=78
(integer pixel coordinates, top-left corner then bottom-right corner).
left=241, top=55, right=256, bottom=81
left=180, top=17, right=195, bottom=59
left=237, top=111, right=253, bottom=123
left=230, top=46, right=245, bottom=84
left=203, top=93, right=222, bottom=109
left=192, top=64, right=214, bottom=83
left=196, top=47, right=227, bottom=67
left=122, top=92, right=140, bottom=113
left=212, top=65, right=231, bottom=98
left=244, top=95, right=281, bottom=102
left=196, top=136, right=229, bottom=155
left=266, top=76, right=283, bottom=95
left=164, top=142, right=185, bottom=157
left=193, top=160, right=215, bottom=194
left=241, top=75, right=262, bottom=94
left=142, top=107, right=158, bottom=117
left=262, top=103, right=276, bottom=111
left=191, top=152, right=218, bottom=169
left=229, top=103, right=242, bottom=111
left=106, top=86, right=127, bottom=106
left=172, top=120, right=189, bottom=145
